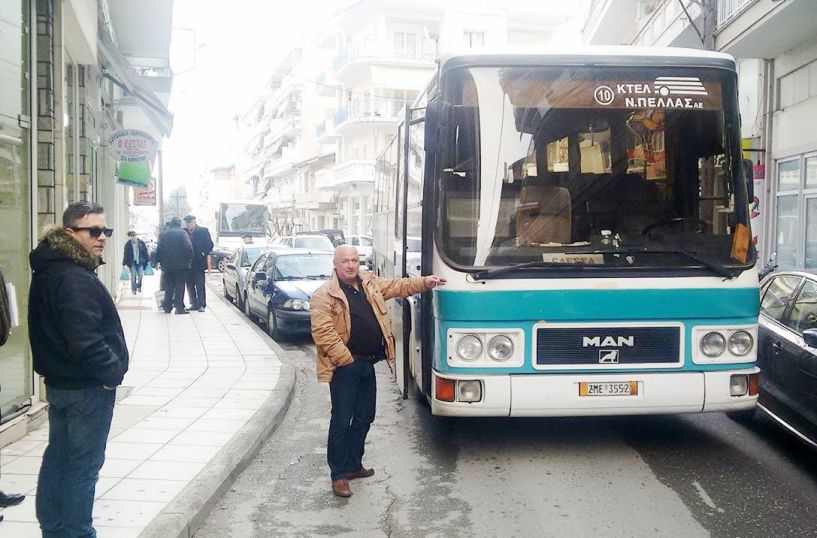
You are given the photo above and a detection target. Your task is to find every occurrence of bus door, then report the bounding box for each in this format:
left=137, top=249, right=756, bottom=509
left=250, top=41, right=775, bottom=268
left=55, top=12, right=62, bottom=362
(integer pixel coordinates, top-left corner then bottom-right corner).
left=389, top=121, right=409, bottom=396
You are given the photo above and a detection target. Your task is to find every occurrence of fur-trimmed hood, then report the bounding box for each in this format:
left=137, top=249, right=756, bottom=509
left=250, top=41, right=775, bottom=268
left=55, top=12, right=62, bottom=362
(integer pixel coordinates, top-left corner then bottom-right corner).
left=30, top=226, right=103, bottom=272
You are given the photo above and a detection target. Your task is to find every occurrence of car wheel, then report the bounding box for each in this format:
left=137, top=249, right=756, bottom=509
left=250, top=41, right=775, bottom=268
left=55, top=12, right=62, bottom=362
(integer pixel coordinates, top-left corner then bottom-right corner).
left=223, top=279, right=230, bottom=301
left=244, top=293, right=253, bottom=320
left=217, top=258, right=227, bottom=272
left=267, top=309, right=281, bottom=340
left=236, top=286, right=243, bottom=310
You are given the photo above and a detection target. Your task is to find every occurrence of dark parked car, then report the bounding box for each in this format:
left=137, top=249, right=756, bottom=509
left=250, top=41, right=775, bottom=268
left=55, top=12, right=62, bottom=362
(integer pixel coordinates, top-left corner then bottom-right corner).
left=209, top=246, right=235, bottom=272
left=243, top=249, right=334, bottom=340
left=743, top=271, right=817, bottom=446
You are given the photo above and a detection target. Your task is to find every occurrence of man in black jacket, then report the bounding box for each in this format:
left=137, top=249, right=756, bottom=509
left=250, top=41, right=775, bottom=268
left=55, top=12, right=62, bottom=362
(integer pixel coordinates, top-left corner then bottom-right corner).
left=122, top=231, right=149, bottom=294
left=183, top=214, right=214, bottom=312
left=156, top=217, right=193, bottom=314
left=28, top=201, right=129, bottom=537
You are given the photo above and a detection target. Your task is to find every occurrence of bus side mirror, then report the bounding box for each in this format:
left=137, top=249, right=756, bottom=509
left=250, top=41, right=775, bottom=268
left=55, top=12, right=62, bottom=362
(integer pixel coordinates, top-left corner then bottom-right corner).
left=424, top=100, right=450, bottom=152
left=743, top=159, right=754, bottom=200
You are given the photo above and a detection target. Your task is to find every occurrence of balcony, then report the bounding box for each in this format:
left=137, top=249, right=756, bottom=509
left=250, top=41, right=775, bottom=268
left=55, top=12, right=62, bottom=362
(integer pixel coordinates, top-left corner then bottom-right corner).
left=630, top=0, right=702, bottom=48
left=715, top=0, right=814, bottom=58
left=333, top=37, right=437, bottom=83
left=333, top=98, right=404, bottom=136
left=315, top=119, right=338, bottom=143
left=315, top=70, right=337, bottom=97
left=293, top=190, right=337, bottom=210
left=582, top=0, right=639, bottom=44
left=315, top=160, right=375, bottom=191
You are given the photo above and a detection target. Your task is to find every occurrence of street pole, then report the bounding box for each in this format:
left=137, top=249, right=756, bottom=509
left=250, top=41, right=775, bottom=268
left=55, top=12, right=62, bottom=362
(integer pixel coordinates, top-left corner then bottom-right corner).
left=157, top=150, right=165, bottom=231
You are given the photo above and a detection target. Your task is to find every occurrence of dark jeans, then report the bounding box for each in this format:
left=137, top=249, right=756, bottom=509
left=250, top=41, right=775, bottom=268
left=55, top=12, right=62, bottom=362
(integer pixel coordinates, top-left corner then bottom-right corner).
left=129, top=263, right=144, bottom=293
left=327, top=360, right=376, bottom=480
left=186, top=270, right=206, bottom=308
left=163, top=269, right=188, bottom=312
left=36, top=385, right=116, bottom=538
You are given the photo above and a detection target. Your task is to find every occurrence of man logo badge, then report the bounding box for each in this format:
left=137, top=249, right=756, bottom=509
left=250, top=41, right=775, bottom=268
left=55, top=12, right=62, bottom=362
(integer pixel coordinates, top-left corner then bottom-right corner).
left=599, top=349, right=619, bottom=364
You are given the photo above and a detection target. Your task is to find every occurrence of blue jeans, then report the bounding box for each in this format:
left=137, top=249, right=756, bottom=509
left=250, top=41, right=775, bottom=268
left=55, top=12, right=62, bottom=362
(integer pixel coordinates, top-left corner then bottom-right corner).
left=129, top=264, right=144, bottom=293
left=36, top=385, right=116, bottom=538
left=327, top=360, right=377, bottom=480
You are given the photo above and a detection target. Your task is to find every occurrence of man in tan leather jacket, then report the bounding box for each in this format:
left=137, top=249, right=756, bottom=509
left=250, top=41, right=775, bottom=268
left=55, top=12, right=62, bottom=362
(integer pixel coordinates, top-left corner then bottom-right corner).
left=311, top=245, right=445, bottom=497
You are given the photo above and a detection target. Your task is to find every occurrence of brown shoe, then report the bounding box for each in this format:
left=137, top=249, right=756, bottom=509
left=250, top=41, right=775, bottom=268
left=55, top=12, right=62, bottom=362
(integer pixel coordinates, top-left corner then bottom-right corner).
left=332, top=479, right=352, bottom=497
left=345, top=467, right=375, bottom=480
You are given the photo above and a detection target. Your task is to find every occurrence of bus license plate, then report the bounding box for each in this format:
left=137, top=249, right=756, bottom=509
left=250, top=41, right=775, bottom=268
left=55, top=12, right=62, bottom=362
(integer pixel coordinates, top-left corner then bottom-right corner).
left=579, top=381, right=638, bottom=397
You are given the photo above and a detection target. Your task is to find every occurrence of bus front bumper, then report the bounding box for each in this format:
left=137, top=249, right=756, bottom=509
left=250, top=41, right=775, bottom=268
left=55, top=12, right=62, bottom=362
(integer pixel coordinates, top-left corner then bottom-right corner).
left=430, top=369, right=759, bottom=417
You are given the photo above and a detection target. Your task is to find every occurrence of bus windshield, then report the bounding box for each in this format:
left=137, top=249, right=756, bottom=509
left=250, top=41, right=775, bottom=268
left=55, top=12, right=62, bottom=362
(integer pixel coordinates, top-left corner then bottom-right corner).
left=437, top=65, right=752, bottom=273
left=219, top=203, right=267, bottom=236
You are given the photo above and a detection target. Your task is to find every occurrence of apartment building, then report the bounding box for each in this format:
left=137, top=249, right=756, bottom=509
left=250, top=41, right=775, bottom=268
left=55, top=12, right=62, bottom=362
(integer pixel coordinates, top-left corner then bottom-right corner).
left=0, top=0, right=173, bottom=440
left=239, top=47, right=337, bottom=235
left=238, top=0, right=576, bottom=237
left=581, top=0, right=817, bottom=271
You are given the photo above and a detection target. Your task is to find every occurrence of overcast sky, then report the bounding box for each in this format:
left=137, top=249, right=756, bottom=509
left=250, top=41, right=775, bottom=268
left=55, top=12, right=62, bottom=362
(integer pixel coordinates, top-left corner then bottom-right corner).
left=163, top=0, right=337, bottom=196
left=161, top=0, right=579, bottom=200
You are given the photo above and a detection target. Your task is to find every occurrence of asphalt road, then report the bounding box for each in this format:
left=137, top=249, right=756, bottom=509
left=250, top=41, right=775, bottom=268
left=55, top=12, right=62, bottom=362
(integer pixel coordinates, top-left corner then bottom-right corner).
left=198, top=275, right=817, bottom=537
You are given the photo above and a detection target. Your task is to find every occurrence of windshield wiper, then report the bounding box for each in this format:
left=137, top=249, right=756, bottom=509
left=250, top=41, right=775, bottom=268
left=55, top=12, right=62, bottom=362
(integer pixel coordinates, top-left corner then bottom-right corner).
left=587, top=248, right=736, bottom=279
left=469, top=261, right=592, bottom=280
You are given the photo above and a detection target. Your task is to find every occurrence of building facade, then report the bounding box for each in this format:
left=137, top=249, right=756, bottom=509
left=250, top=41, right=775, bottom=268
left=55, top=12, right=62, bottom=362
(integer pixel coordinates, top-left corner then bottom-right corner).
left=581, top=0, right=817, bottom=272
left=237, top=0, right=577, bottom=239
left=0, top=0, right=173, bottom=441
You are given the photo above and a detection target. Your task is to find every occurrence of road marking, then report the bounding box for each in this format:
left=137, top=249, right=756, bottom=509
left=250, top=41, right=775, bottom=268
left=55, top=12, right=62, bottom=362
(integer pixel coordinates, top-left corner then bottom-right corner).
left=692, top=480, right=724, bottom=513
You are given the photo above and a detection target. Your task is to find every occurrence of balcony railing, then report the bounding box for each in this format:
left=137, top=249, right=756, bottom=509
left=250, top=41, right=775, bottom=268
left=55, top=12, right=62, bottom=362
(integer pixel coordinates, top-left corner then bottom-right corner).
left=333, top=98, right=405, bottom=129
left=334, top=38, right=437, bottom=72
left=717, top=0, right=756, bottom=26
left=333, top=159, right=376, bottom=185
left=631, top=0, right=700, bottom=47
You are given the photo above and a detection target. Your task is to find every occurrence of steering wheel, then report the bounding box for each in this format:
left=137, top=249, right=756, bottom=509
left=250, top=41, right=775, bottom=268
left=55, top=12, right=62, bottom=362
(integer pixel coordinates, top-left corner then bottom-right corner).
left=642, top=217, right=708, bottom=235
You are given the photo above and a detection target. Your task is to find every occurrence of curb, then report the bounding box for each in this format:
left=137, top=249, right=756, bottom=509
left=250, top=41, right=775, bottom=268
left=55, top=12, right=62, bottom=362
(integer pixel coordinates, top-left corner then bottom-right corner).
left=138, top=284, right=299, bottom=538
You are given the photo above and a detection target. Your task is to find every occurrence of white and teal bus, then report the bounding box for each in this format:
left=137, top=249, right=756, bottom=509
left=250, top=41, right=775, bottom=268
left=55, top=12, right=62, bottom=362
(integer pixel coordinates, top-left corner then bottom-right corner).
left=372, top=48, right=760, bottom=417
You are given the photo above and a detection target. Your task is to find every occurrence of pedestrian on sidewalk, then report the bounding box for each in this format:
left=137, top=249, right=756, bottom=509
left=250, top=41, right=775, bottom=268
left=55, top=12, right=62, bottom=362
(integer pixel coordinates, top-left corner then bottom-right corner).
left=310, top=245, right=446, bottom=498
left=122, top=230, right=149, bottom=294
left=28, top=201, right=129, bottom=536
left=157, top=217, right=193, bottom=314
left=183, top=214, right=213, bottom=312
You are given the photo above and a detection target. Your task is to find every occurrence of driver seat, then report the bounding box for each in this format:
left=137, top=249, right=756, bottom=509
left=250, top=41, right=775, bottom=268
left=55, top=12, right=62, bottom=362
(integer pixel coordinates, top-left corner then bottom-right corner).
left=515, top=185, right=572, bottom=246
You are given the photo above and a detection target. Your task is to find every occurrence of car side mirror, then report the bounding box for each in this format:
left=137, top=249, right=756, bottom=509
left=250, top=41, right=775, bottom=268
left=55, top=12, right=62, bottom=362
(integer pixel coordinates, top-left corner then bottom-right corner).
left=803, top=328, right=817, bottom=349
left=225, top=263, right=236, bottom=270
left=253, top=271, right=267, bottom=283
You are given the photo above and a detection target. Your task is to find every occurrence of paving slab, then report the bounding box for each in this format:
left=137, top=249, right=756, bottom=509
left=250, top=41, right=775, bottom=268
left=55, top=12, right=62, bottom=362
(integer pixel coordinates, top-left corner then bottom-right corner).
left=0, top=272, right=296, bottom=537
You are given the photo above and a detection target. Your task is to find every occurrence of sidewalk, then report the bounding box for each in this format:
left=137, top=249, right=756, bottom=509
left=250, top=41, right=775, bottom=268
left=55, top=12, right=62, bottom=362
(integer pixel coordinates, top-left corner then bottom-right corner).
left=0, top=271, right=295, bottom=537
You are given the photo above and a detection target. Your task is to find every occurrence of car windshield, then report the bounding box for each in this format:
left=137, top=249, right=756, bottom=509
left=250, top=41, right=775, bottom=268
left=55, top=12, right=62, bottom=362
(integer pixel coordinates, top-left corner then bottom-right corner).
left=436, top=65, right=753, bottom=273
left=242, top=247, right=265, bottom=266
left=294, top=236, right=334, bottom=250
left=275, top=254, right=334, bottom=279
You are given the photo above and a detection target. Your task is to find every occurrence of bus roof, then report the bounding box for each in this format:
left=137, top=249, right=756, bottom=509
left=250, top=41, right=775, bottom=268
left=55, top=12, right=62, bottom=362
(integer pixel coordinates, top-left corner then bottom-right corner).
left=440, top=46, right=736, bottom=71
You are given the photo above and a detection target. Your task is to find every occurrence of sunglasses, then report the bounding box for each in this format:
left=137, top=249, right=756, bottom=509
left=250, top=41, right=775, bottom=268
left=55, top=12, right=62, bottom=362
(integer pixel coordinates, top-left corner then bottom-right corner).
left=71, top=227, right=114, bottom=238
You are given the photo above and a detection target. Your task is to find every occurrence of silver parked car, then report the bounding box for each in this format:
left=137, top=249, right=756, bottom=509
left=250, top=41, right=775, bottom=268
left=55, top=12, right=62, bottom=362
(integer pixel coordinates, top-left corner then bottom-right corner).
left=223, top=245, right=269, bottom=311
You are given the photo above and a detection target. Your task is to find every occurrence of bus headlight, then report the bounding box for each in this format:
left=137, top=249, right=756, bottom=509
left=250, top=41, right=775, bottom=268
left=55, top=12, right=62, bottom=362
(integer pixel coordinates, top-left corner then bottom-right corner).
left=487, top=335, right=513, bottom=361
left=700, top=332, right=726, bottom=357
left=728, top=330, right=753, bottom=356
left=457, top=380, right=482, bottom=403
left=456, top=335, right=482, bottom=361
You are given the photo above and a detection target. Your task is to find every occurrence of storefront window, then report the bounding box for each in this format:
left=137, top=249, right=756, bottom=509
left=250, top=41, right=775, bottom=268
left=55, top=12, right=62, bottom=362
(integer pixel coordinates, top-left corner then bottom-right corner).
left=806, top=156, right=817, bottom=189
left=777, top=159, right=800, bottom=191
left=775, top=195, right=798, bottom=269
left=806, top=198, right=817, bottom=269
left=0, top=0, right=33, bottom=420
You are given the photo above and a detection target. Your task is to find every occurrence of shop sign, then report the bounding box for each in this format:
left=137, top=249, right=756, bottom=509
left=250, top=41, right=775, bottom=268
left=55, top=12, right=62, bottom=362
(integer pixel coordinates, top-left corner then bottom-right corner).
left=753, top=164, right=765, bottom=181
left=107, top=130, right=158, bottom=187
left=134, top=178, right=157, bottom=206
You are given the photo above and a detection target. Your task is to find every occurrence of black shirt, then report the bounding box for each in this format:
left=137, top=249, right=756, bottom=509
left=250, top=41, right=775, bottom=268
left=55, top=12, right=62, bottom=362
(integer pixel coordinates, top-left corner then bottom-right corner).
left=340, top=278, right=384, bottom=358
